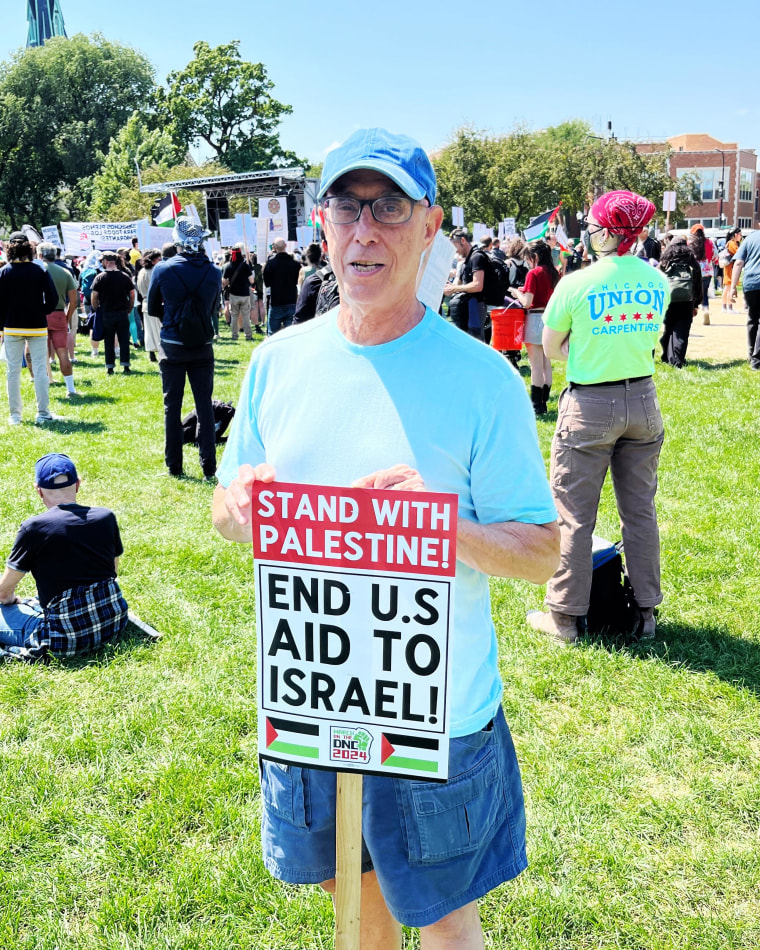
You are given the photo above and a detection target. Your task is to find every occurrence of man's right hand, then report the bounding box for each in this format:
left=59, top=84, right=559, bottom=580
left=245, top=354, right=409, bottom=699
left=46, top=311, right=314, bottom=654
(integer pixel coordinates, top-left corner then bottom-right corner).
left=212, top=463, right=277, bottom=542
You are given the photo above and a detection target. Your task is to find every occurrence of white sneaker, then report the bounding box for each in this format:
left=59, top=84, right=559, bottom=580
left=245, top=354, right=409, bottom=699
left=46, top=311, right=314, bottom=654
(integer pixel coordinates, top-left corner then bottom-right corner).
left=35, top=413, right=61, bottom=425
left=9, top=416, right=21, bottom=426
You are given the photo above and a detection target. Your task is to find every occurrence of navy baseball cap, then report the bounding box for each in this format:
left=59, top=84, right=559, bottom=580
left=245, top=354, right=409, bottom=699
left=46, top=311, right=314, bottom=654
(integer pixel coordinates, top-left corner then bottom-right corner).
left=34, top=453, right=78, bottom=489
left=318, top=128, right=437, bottom=204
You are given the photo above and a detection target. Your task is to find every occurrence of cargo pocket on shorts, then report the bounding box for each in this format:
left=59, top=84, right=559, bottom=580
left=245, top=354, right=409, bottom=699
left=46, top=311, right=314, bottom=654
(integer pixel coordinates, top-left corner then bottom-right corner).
left=260, top=760, right=311, bottom=829
left=398, top=746, right=501, bottom=866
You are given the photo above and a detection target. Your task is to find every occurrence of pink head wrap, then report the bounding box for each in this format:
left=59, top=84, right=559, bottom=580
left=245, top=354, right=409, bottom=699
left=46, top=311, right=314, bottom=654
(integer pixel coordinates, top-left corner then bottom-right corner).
left=589, top=190, right=656, bottom=256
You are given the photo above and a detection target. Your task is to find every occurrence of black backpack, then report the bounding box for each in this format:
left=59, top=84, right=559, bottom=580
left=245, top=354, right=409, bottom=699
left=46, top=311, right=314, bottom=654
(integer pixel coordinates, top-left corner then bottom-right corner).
left=482, top=251, right=510, bottom=306
left=172, top=268, right=215, bottom=346
left=182, top=400, right=236, bottom=445
left=507, top=257, right=529, bottom=289
left=582, top=538, right=639, bottom=636
left=315, top=265, right=341, bottom=316
left=665, top=262, right=694, bottom=303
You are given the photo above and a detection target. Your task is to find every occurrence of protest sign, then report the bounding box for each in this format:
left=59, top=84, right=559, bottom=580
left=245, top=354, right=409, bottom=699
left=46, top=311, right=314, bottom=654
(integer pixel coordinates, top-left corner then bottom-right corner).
left=452, top=206, right=464, bottom=228
left=254, top=482, right=457, bottom=780
left=41, top=225, right=62, bottom=248
left=219, top=218, right=240, bottom=247
left=503, top=218, right=516, bottom=236
left=417, top=229, right=455, bottom=314
left=60, top=219, right=146, bottom=255
left=259, top=197, right=288, bottom=244
left=296, top=225, right=315, bottom=249
left=256, top=216, right=270, bottom=260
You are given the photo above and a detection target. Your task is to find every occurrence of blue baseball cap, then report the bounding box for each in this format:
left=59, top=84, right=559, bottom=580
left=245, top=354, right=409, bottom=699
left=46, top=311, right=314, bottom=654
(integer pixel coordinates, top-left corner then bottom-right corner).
left=34, top=453, right=78, bottom=489
left=318, top=128, right=437, bottom=205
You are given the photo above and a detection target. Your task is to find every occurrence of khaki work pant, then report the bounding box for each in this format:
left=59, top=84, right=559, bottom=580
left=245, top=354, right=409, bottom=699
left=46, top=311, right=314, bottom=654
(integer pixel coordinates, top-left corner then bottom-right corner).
left=545, top=376, right=664, bottom=616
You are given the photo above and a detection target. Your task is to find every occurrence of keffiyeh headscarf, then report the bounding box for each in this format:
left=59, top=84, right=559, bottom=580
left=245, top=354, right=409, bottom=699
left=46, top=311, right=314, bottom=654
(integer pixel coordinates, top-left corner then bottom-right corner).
left=82, top=250, right=102, bottom=271
left=589, top=191, right=656, bottom=256
left=173, top=217, right=212, bottom=254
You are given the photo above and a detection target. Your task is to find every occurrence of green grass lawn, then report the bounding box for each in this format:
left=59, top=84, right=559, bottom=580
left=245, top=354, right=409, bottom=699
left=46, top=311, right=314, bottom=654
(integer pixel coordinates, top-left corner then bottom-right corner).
left=1, top=333, right=759, bottom=949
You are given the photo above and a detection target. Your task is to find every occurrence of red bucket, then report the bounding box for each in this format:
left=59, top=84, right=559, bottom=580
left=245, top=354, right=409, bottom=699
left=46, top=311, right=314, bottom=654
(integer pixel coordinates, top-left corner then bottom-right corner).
left=490, top=308, right=525, bottom=350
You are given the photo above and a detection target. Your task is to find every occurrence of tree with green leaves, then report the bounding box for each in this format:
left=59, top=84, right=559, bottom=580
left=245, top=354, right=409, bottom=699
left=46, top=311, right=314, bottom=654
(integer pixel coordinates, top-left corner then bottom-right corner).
left=433, top=123, right=700, bottom=232
left=158, top=41, right=301, bottom=173
left=89, top=113, right=186, bottom=219
left=92, top=160, right=234, bottom=224
left=0, top=33, right=155, bottom=229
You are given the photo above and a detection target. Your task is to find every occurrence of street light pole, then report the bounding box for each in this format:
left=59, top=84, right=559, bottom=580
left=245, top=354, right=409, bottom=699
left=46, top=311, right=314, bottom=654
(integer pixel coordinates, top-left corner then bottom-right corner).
left=715, top=148, right=726, bottom=226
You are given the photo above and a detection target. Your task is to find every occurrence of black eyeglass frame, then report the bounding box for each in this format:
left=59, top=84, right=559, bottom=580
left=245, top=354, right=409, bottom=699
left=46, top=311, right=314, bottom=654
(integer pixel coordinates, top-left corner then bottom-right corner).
left=321, top=195, right=425, bottom=225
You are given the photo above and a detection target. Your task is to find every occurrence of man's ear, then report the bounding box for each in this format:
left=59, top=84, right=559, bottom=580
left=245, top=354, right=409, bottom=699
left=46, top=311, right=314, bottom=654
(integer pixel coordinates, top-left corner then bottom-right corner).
left=424, top=205, right=445, bottom=247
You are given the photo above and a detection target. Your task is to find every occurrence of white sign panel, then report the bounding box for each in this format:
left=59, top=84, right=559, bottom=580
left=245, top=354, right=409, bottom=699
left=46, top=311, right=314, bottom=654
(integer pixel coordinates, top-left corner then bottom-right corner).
left=253, top=482, right=457, bottom=780
left=60, top=219, right=146, bottom=255
left=259, top=196, right=288, bottom=245
left=417, top=230, right=456, bottom=314
left=663, top=191, right=677, bottom=212
left=41, top=225, right=62, bottom=247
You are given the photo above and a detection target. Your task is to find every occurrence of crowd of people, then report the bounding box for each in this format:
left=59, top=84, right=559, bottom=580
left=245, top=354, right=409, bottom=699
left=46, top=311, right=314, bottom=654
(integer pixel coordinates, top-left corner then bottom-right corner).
left=443, top=218, right=754, bottom=383
left=1, top=123, right=759, bottom=945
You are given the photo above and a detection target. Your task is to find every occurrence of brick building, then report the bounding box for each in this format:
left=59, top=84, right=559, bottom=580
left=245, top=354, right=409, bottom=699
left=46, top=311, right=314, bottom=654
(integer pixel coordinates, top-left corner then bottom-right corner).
left=638, top=134, right=758, bottom=231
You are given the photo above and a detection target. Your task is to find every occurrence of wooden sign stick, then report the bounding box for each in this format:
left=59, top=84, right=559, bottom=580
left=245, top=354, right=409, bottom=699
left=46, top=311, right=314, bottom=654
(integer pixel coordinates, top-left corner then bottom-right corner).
left=335, top=772, right=363, bottom=949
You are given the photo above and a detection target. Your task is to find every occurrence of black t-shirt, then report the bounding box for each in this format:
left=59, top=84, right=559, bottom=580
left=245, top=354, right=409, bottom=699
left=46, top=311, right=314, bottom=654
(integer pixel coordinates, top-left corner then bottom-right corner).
left=223, top=260, right=253, bottom=296
left=460, top=247, right=489, bottom=302
left=263, top=252, right=302, bottom=306
left=91, top=270, right=134, bottom=312
left=7, top=503, right=124, bottom=608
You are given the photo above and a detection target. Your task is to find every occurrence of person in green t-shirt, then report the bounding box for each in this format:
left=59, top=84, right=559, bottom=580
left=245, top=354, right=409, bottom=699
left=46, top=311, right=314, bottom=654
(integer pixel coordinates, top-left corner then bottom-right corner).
left=527, top=191, right=669, bottom=645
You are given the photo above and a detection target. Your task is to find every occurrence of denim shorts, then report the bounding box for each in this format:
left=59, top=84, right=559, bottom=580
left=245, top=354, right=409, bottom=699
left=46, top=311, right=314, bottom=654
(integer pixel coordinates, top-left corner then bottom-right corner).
left=259, top=705, right=527, bottom=928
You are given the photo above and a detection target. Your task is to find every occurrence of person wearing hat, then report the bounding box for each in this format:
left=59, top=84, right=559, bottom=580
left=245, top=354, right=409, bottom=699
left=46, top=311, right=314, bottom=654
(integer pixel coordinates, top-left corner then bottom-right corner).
left=0, top=231, right=59, bottom=424
left=212, top=128, right=559, bottom=947
left=90, top=251, right=135, bottom=374
left=147, top=217, right=222, bottom=479
left=527, top=190, right=671, bottom=644
left=0, top=454, right=127, bottom=658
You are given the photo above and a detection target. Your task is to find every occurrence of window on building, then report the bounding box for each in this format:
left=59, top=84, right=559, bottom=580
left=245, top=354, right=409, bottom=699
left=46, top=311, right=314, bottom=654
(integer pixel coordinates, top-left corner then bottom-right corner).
left=738, top=217, right=753, bottom=229
left=739, top=169, right=754, bottom=202
left=687, top=218, right=715, bottom=229
left=677, top=167, right=722, bottom=201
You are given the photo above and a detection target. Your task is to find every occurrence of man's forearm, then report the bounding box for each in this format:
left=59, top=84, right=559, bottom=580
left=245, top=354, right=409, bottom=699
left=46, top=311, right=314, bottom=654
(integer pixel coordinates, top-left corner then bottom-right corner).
left=91, top=292, right=100, bottom=310
left=456, top=519, right=560, bottom=584
left=731, top=260, right=744, bottom=293
left=0, top=567, right=25, bottom=604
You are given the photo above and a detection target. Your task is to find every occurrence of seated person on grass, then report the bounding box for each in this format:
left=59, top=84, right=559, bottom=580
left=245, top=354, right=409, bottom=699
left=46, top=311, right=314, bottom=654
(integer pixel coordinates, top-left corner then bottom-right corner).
left=0, top=453, right=127, bottom=659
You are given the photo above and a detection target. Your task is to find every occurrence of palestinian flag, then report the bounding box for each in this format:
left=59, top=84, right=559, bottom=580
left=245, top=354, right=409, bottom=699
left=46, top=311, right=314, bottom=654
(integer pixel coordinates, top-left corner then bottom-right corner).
left=381, top=732, right=440, bottom=774
left=154, top=192, right=182, bottom=228
left=266, top=716, right=319, bottom=759
left=523, top=204, right=562, bottom=242
left=310, top=205, right=324, bottom=230
left=265, top=716, right=320, bottom=760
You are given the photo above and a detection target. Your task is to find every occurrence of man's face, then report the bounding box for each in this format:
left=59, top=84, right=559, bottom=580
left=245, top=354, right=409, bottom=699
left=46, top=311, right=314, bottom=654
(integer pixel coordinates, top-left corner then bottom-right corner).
left=323, top=169, right=442, bottom=312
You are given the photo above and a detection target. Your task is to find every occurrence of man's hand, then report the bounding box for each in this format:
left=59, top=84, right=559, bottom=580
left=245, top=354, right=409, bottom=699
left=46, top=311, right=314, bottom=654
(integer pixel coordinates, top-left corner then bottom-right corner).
left=352, top=464, right=425, bottom=491
left=0, top=567, right=25, bottom=605
left=212, top=463, right=277, bottom=542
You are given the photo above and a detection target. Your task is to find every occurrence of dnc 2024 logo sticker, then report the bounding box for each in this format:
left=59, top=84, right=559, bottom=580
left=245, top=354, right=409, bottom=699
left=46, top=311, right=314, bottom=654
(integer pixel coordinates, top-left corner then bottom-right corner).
left=330, top=726, right=373, bottom=765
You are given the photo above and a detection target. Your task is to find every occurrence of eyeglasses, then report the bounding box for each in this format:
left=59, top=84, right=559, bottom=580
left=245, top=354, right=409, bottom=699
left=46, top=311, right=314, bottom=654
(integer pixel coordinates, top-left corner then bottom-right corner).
left=322, top=195, right=421, bottom=225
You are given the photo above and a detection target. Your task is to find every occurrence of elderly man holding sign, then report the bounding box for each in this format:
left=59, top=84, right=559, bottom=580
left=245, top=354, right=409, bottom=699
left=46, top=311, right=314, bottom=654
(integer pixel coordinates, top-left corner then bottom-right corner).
left=212, top=128, right=559, bottom=949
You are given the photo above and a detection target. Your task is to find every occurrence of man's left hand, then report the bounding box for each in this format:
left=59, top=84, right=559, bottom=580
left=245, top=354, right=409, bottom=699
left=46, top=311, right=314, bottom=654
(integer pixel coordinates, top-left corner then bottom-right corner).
left=352, top=464, right=425, bottom=491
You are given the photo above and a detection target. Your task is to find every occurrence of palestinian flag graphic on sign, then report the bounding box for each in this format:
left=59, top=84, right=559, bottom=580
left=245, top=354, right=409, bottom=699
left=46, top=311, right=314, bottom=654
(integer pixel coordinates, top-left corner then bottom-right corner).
left=381, top=732, right=440, bottom=774
left=265, top=717, right=320, bottom=759
left=523, top=204, right=562, bottom=242
left=154, top=192, right=183, bottom=227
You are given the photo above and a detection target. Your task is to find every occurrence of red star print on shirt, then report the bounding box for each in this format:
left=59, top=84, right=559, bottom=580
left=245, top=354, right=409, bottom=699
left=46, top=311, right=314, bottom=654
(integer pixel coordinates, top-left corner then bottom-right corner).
left=646, top=312, right=653, bottom=320
left=633, top=312, right=642, bottom=320
left=604, top=314, right=613, bottom=322
left=620, top=314, right=627, bottom=321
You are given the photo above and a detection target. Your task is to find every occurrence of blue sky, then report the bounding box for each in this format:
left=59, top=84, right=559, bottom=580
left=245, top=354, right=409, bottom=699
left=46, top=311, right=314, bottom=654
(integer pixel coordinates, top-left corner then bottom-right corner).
left=5, top=0, right=759, bottom=166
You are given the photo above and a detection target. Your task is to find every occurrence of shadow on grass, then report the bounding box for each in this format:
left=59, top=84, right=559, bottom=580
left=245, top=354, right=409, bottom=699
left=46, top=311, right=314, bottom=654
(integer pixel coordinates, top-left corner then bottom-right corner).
left=30, top=419, right=107, bottom=434
left=0, top=620, right=159, bottom=669
left=687, top=359, right=747, bottom=371
left=586, top=620, right=760, bottom=696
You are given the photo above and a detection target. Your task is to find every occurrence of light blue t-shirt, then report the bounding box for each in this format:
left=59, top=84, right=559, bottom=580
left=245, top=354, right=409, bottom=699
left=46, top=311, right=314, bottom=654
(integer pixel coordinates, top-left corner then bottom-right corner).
left=218, top=307, right=557, bottom=736
left=735, top=230, right=760, bottom=292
